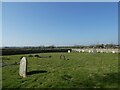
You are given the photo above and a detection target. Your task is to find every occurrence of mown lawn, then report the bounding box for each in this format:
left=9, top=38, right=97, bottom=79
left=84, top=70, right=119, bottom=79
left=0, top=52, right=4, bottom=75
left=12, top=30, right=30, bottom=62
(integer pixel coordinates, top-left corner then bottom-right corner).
left=2, top=52, right=118, bottom=88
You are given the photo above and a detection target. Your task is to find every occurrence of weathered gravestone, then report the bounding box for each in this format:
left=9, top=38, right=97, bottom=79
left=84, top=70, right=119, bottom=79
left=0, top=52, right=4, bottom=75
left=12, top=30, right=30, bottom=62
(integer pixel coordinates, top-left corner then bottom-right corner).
left=19, top=57, right=27, bottom=77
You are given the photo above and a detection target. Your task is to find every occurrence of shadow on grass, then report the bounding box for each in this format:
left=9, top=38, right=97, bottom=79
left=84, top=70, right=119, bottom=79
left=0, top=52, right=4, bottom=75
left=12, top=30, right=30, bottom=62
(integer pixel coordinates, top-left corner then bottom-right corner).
left=73, top=72, right=118, bottom=88
left=93, top=72, right=118, bottom=87
left=91, top=72, right=118, bottom=88
left=27, top=70, right=47, bottom=75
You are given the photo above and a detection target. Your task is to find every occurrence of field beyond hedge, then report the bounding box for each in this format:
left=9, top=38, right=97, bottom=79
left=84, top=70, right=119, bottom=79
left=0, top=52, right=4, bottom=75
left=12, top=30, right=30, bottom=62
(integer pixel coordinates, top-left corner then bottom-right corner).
left=2, top=52, right=118, bottom=88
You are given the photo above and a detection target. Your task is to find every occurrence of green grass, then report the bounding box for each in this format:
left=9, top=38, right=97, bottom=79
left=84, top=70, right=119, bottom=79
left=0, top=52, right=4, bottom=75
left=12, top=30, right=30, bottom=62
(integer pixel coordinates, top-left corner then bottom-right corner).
left=2, top=52, right=118, bottom=88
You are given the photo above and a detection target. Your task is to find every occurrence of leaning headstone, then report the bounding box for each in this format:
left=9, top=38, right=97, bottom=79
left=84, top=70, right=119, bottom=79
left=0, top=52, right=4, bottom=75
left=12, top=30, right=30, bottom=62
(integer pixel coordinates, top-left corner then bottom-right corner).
left=19, top=57, right=27, bottom=77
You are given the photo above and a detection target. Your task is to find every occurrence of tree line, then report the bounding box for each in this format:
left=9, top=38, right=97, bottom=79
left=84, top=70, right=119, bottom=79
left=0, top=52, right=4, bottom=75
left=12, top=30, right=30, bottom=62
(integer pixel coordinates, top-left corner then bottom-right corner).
left=1, top=44, right=119, bottom=55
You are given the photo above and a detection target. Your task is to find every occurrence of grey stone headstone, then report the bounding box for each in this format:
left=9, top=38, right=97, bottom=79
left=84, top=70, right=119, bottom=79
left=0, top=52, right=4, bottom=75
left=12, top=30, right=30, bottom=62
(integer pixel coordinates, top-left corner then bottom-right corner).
left=19, top=57, right=27, bottom=77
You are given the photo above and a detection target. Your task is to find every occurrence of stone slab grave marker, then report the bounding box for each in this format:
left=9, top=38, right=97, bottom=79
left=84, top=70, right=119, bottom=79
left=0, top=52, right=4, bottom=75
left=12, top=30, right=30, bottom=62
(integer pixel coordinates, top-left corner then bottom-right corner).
left=68, top=50, right=71, bottom=53
left=19, top=57, right=27, bottom=77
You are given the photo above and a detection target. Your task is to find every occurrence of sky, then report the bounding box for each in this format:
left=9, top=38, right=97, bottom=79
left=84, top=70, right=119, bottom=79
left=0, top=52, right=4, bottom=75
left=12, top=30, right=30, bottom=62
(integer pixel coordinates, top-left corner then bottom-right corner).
left=2, top=2, right=118, bottom=47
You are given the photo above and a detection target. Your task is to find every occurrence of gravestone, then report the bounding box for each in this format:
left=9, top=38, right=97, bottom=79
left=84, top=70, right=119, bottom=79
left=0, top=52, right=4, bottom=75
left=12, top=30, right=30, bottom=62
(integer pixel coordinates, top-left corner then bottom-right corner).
left=19, top=57, right=27, bottom=77
left=97, top=50, right=99, bottom=53
left=68, top=50, right=71, bottom=53
left=88, top=50, right=91, bottom=53
left=82, top=50, right=84, bottom=53
left=100, top=51, right=103, bottom=53
left=112, top=50, right=115, bottom=53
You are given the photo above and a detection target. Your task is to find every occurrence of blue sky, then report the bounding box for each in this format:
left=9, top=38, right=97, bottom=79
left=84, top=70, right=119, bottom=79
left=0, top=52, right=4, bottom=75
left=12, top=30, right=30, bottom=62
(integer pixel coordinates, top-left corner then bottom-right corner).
left=2, top=2, right=118, bottom=46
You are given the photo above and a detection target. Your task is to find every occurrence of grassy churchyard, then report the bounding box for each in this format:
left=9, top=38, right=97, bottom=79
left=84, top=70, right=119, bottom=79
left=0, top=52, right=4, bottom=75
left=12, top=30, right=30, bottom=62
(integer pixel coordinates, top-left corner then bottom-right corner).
left=2, top=52, right=118, bottom=88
